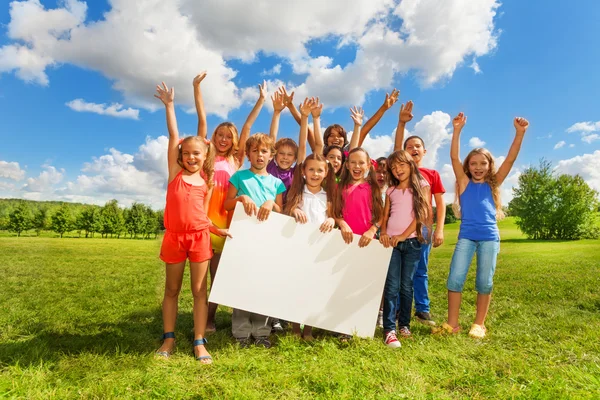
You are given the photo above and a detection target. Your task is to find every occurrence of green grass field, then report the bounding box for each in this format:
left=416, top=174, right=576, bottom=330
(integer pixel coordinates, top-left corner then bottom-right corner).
left=1, top=218, right=599, bottom=399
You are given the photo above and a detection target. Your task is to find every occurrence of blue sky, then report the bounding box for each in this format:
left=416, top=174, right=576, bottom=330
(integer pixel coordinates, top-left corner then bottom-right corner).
left=1, top=0, right=599, bottom=208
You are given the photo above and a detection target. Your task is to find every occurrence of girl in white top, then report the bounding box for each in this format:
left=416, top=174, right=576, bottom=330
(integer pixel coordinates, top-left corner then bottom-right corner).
left=283, top=98, right=336, bottom=340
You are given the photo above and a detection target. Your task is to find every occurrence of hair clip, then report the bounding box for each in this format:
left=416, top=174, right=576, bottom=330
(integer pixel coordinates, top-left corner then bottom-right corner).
left=203, top=138, right=211, bottom=145
left=178, top=138, right=184, bottom=145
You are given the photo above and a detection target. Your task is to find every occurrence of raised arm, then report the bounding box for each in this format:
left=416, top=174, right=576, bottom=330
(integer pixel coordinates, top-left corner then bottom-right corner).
left=359, top=89, right=399, bottom=147
left=496, top=117, right=529, bottom=185
left=236, top=80, right=267, bottom=165
left=298, top=98, right=314, bottom=164
left=393, top=101, right=414, bottom=152
left=269, top=90, right=286, bottom=142
left=450, top=112, right=469, bottom=190
left=193, top=71, right=207, bottom=138
left=280, top=86, right=316, bottom=151
left=348, top=106, right=365, bottom=151
left=310, top=97, right=324, bottom=155
left=154, top=82, right=180, bottom=181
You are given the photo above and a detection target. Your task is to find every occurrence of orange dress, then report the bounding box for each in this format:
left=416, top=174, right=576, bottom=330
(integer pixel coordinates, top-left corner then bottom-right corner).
left=160, top=171, right=212, bottom=263
left=206, top=156, right=237, bottom=253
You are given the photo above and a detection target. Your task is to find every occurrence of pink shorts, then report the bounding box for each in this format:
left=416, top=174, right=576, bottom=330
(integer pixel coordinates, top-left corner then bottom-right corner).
left=160, top=230, right=213, bottom=264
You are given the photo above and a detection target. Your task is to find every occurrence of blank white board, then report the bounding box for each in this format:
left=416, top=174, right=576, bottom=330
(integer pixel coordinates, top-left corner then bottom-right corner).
left=208, top=203, right=392, bottom=338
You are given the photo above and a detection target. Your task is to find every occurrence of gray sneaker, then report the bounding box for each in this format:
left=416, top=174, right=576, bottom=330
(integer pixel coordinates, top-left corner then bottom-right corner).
left=415, top=311, right=436, bottom=326
left=254, top=337, right=272, bottom=348
left=236, top=337, right=252, bottom=348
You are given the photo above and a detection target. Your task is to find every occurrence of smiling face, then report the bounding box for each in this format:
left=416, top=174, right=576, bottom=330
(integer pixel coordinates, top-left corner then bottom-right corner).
left=325, top=148, right=343, bottom=174
left=304, top=159, right=328, bottom=190
left=213, top=125, right=235, bottom=155
left=346, top=150, right=369, bottom=182
left=390, top=161, right=411, bottom=185
left=275, top=144, right=296, bottom=170
left=404, top=137, right=426, bottom=166
left=467, top=153, right=490, bottom=183
left=248, top=143, right=272, bottom=171
left=375, top=163, right=387, bottom=188
left=180, top=141, right=206, bottom=173
left=325, top=126, right=346, bottom=147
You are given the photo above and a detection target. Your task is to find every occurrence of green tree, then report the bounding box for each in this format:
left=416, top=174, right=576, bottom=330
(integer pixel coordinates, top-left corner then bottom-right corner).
left=444, top=204, right=457, bottom=224
left=143, top=206, right=158, bottom=239
left=76, top=206, right=102, bottom=238
left=510, top=160, right=599, bottom=240
left=124, top=202, right=147, bottom=238
left=8, top=203, right=32, bottom=237
left=101, top=199, right=124, bottom=238
left=51, top=204, right=73, bottom=238
left=32, top=208, right=49, bottom=236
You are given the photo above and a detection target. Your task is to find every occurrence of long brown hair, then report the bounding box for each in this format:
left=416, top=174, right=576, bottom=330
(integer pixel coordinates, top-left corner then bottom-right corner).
left=211, top=122, right=240, bottom=168
left=323, top=124, right=348, bottom=147
left=284, top=154, right=336, bottom=216
left=386, top=150, right=430, bottom=243
left=332, top=148, right=383, bottom=225
left=178, top=136, right=215, bottom=189
left=453, top=148, right=504, bottom=219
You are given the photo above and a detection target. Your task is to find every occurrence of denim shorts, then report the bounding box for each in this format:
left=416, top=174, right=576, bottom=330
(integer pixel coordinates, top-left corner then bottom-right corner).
left=447, top=238, right=500, bottom=294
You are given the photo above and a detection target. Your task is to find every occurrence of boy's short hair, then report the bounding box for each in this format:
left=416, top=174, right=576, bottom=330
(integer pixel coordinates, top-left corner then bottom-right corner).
left=376, top=157, right=387, bottom=169
left=403, top=135, right=426, bottom=149
left=245, top=133, right=275, bottom=156
left=275, top=138, right=299, bottom=158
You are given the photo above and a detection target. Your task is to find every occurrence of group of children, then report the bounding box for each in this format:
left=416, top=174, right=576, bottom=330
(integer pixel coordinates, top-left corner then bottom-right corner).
left=153, top=72, right=529, bottom=363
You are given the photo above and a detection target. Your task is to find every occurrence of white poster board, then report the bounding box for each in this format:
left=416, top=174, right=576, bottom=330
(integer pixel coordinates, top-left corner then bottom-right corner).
left=209, top=203, right=392, bottom=338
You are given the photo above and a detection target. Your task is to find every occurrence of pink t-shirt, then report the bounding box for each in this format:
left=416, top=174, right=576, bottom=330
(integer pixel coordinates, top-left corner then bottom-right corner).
left=342, top=182, right=373, bottom=236
left=385, top=181, right=430, bottom=238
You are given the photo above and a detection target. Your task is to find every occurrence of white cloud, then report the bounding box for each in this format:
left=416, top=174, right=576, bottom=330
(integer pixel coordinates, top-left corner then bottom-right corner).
left=569, top=144, right=575, bottom=148
left=412, top=111, right=452, bottom=169
left=553, top=140, right=566, bottom=150
left=1, top=0, right=502, bottom=114
left=66, top=99, right=140, bottom=119
left=582, top=134, right=600, bottom=144
left=566, top=121, right=600, bottom=134
left=555, top=150, right=600, bottom=193
left=470, top=59, right=482, bottom=74
left=22, top=165, right=64, bottom=192
left=361, top=134, right=395, bottom=160
left=0, top=160, right=26, bottom=180
left=468, top=137, right=486, bottom=148
left=261, top=64, right=282, bottom=76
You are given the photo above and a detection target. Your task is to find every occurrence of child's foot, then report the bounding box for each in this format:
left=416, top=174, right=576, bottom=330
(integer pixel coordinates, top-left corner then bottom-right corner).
left=384, top=330, right=401, bottom=348
left=193, top=338, right=212, bottom=365
left=414, top=311, right=436, bottom=326
left=338, top=334, right=352, bottom=343
left=291, top=323, right=302, bottom=337
left=236, top=337, right=252, bottom=349
left=468, top=324, right=487, bottom=339
left=254, top=337, right=272, bottom=348
left=398, top=326, right=412, bottom=339
left=377, top=310, right=384, bottom=328
left=155, top=335, right=175, bottom=358
left=432, top=322, right=461, bottom=335
left=302, top=327, right=314, bottom=342
left=271, top=319, right=284, bottom=333
left=205, top=322, right=216, bottom=334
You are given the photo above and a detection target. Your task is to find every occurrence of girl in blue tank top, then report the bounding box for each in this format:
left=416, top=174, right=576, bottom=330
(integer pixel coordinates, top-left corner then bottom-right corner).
left=435, top=113, right=529, bottom=339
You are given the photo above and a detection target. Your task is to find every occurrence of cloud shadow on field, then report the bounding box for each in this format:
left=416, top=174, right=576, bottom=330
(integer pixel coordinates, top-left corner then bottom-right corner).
left=0, top=309, right=235, bottom=367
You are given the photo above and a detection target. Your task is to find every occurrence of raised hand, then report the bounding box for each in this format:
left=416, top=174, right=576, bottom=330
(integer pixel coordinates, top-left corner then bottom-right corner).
left=193, top=71, right=207, bottom=88
left=299, top=97, right=314, bottom=117
left=258, top=80, right=267, bottom=100
left=154, top=82, right=175, bottom=106
left=350, top=106, right=364, bottom=126
left=399, top=101, right=414, bottom=123
left=278, top=86, right=295, bottom=107
left=271, top=91, right=286, bottom=112
left=310, top=97, right=323, bottom=118
left=514, top=117, right=529, bottom=136
left=452, top=112, right=467, bottom=131
left=383, top=89, right=400, bottom=110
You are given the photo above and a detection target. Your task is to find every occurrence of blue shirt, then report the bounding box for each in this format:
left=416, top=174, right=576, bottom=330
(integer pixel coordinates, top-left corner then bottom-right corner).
left=229, top=169, right=286, bottom=207
left=458, top=181, right=499, bottom=241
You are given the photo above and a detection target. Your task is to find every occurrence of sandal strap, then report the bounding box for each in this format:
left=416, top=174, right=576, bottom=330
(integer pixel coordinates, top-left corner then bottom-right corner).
left=193, top=338, right=208, bottom=346
left=196, top=355, right=212, bottom=361
left=162, top=332, right=175, bottom=339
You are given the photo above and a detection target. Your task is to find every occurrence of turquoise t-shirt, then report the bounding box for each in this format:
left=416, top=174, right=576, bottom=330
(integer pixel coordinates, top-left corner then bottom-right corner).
left=229, top=169, right=286, bottom=207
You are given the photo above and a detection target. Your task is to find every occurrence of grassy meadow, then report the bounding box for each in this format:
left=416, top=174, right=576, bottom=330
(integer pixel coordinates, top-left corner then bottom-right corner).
left=0, top=218, right=599, bottom=399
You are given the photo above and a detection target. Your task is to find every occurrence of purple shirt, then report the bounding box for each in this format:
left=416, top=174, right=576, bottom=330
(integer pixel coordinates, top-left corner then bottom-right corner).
left=267, top=159, right=295, bottom=205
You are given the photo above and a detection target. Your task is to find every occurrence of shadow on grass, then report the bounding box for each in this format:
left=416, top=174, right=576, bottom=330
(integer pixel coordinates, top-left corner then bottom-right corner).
left=0, top=309, right=236, bottom=367
left=500, top=238, right=574, bottom=244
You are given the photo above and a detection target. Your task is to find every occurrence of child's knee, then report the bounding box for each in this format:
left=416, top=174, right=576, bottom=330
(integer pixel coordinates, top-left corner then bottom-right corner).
left=446, top=275, right=465, bottom=293
left=164, top=285, right=181, bottom=299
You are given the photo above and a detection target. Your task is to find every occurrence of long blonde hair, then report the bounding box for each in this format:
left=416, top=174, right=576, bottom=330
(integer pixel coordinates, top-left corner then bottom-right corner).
left=211, top=122, right=240, bottom=168
left=453, top=148, right=504, bottom=219
left=177, top=136, right=215, bottom=189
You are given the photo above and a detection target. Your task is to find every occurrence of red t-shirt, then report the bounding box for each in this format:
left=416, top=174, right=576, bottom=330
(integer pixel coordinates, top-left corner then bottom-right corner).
left=418, top=168, right=445, bottom=198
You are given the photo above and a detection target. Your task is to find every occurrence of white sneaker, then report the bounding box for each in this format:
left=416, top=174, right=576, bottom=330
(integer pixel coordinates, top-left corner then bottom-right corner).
left=384, top=330, right=401, bottom=348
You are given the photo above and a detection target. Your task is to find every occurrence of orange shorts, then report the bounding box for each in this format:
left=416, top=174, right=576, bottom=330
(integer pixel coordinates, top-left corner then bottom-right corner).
left=160, top=230, right=213, bottom=264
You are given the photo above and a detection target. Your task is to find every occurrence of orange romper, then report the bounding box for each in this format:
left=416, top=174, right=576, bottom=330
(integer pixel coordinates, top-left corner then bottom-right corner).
left=160, top=171, right=213, bottom=264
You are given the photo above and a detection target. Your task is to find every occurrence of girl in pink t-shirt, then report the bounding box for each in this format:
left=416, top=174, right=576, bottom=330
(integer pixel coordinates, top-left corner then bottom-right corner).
left=332, top=148, right=384, bottom=247
left=379, top=150, right=430, bottom=349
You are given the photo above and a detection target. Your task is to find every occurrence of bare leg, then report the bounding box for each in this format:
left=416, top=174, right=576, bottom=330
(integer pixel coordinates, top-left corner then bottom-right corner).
left=190, top=260, right=212, bottom=364
left=447, top=290, right=462, bottom=329
left=302, top=326, right=314, bottom=341
left=157, top=261, right=186, bottom=354
left=291, top=322, right=302, bottom=337
left=474, top=293, right=491, bottom=326
left=206, top=252, right=221, bottom=331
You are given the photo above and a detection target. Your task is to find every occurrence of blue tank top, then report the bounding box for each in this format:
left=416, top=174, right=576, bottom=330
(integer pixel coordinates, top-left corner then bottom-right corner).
left=458, top=181, right=499, bottom=241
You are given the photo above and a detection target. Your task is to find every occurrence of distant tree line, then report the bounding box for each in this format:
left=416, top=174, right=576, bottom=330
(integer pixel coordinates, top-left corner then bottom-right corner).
left=0, top=199, right=164, bottom=239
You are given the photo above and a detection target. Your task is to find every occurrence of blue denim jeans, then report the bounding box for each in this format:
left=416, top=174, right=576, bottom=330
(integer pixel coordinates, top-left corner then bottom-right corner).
left=413, top=226, right=432, bottom=313
left=383, top=238, right=422, bottom=331
left=447, top=238, right=500, bottom=294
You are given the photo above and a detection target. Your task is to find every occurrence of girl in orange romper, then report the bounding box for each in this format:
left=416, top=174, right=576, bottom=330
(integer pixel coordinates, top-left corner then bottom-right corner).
left=193, top=72, right=267, bottom=332
left=154, top=82, right=231, bottom=364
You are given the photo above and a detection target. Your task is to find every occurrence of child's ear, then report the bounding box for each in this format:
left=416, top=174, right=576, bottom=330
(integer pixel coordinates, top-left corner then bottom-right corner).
left=423, top=148, right=427, bottom=155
